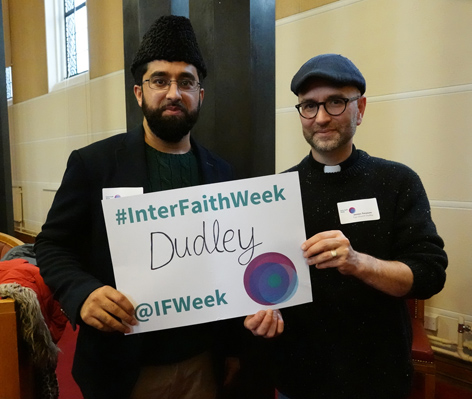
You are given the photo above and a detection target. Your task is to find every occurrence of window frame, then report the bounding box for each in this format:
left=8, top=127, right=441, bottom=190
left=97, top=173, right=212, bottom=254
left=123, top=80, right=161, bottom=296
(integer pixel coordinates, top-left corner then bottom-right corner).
left=44, top=0, right=89, bottom=92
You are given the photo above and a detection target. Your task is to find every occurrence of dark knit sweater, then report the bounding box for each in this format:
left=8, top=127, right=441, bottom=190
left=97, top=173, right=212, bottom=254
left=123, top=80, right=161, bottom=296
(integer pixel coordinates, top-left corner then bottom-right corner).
left=271, top=149, right=447, bottom=399
left=145, top=144, right=200, bottom=191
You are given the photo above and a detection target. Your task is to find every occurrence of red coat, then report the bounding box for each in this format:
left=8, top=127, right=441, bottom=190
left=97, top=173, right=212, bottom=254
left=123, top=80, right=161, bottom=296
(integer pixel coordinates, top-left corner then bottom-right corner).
left=0, top=258, right=68, bottom=343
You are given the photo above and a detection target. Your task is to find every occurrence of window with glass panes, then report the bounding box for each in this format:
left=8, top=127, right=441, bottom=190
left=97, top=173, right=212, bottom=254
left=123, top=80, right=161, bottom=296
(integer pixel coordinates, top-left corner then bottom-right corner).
left=64, top=0, right=89, bottom=78
left=5, top=67, right=12, bottom=100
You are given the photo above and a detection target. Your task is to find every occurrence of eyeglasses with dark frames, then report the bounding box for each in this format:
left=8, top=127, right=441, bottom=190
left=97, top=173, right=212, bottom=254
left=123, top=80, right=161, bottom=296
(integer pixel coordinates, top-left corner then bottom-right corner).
left=295, top=96, right=361, bottom=119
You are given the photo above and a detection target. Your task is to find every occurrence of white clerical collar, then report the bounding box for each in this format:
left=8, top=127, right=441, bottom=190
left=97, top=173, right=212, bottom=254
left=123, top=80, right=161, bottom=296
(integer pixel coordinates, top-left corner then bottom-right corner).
left=324, top=165, right=342, bottom=173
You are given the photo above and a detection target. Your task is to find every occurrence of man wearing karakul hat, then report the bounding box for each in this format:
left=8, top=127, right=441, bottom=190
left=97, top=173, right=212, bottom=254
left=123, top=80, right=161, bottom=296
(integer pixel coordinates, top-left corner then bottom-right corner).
left=35, top=15, right=282, bottom=399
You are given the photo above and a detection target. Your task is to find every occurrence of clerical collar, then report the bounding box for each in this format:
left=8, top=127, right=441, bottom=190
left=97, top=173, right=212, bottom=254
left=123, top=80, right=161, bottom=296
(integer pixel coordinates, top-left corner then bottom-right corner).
left=310, top=146, right=359, bottom=173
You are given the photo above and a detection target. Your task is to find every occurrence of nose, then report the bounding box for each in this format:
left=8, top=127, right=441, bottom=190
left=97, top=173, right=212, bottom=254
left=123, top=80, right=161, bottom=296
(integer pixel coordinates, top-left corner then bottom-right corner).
left=315, top=104, right=332, bottom=124
left=166, top=81, right=182, bottom=101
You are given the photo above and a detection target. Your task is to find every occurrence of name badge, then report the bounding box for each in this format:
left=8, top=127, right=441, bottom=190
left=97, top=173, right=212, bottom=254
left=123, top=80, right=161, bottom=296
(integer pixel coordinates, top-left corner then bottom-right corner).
left=103, top=187, right=143, bottom=200
left=337, top=198, right=380, bottom=225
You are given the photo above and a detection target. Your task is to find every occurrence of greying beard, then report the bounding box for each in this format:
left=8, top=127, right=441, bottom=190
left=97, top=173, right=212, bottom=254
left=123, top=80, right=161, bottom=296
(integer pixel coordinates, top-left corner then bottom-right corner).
left=305, top=118, right=357, bottom=153
left=143, top=97, right=201, bottom=143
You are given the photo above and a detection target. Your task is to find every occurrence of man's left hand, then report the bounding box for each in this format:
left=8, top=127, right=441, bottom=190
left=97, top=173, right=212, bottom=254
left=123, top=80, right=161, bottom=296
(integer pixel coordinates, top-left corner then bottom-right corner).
left=301, top=230, right=413, bottom=297
left=301, top=230, right=359, bottom=275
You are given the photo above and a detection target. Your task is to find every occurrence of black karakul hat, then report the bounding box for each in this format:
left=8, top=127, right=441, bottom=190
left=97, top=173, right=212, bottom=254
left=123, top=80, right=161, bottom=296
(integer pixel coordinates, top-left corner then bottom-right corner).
left=291, top=53, right=365, bottom=95
left=131, top=15, right=207, bottom=79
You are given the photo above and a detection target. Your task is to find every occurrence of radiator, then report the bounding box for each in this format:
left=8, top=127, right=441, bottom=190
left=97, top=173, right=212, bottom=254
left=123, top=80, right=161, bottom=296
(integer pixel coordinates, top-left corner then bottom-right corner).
left=12, top=186, right=23, bottom=223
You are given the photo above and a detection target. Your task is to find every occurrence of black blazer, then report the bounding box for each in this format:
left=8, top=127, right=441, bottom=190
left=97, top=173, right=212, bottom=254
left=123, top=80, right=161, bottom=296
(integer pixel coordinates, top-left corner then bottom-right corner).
left=35, top=126, right=234, bottom=398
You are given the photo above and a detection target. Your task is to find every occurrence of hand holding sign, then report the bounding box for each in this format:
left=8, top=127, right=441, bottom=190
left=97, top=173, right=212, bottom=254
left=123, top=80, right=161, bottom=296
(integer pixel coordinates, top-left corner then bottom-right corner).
left=244, top=309, right=284, bottom=338
left=80, top=285, right=138, bottom=333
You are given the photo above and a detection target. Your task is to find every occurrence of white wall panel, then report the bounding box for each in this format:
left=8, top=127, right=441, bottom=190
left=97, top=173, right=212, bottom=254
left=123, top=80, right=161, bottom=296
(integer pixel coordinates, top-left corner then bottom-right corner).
left=429, top=207, right=472, bottom=316
left=356, top=90, right=472, bottom=202
left=88, top=71, right=127, bottom=136
left=9, top=72, right=126, bottom=235
left=276, top=110, right=309, bottom=172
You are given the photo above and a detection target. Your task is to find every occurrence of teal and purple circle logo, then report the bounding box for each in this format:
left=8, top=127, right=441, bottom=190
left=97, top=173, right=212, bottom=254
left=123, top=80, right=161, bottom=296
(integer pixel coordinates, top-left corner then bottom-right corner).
left=349, top=207, right=356, bottom=214
left=244, top=252, right=298, bottom=305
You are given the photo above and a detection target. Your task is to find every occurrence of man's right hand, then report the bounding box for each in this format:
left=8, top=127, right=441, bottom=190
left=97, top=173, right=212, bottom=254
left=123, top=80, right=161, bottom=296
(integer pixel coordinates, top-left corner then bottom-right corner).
left=244, top=309, right=284, bottom=338
left=80, top=285, right=138, bottom=333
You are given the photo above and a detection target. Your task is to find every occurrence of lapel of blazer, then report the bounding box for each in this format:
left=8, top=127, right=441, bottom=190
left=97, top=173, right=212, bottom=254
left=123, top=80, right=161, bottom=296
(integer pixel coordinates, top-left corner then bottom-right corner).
left=113, top=125, right=150, bottom=193
left=191, top=137, right=220, bottom=184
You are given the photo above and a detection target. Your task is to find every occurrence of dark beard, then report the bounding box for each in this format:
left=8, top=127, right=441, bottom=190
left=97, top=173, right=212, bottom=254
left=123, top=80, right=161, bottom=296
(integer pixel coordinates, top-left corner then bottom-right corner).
left=142, top=97, right=200, bottom=143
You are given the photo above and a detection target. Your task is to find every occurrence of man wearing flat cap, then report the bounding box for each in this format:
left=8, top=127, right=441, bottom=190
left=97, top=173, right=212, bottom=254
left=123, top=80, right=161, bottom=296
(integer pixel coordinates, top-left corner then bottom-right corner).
left=36, top=15, right=280, bottom=399
left=252, top=54, right=448, bottom=399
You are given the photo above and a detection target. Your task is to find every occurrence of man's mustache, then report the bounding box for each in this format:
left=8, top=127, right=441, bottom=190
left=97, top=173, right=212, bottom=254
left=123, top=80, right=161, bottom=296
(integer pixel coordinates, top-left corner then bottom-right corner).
left=160, top=101, right=186, bottom=112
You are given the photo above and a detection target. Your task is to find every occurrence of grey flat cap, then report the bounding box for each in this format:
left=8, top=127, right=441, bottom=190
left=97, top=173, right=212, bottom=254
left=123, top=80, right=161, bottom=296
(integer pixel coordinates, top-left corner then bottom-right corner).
left=291, top=54, right=365, bottom=95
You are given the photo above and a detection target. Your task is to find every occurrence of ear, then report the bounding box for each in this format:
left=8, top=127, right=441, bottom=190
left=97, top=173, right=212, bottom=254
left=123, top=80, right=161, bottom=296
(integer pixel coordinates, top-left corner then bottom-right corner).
left=134, top=85, right=143, bottom=108
left=199, top=87, right=204, bottom=105
left=356, top=96, right=367, bottom=126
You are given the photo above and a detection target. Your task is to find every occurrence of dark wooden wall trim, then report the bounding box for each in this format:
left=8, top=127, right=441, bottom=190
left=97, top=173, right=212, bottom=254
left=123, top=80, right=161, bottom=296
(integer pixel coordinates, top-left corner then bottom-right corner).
left=436, top=353, right=472, bottom=388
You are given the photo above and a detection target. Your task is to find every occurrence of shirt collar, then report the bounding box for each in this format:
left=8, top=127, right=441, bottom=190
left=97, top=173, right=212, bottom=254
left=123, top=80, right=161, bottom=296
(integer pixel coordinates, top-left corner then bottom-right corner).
left=310, top=145, right=359, bottom=173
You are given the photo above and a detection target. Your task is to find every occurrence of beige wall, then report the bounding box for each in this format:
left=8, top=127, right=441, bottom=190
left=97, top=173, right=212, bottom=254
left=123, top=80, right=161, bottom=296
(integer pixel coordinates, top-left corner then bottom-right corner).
left=6, top=0, right=124, bottom=103
left=8, top=0, right=48, bottom=103
left=276, top=0, right=338, bottom=19
left=9, top=72, right=127, bottom=233
left=276, top=0, right=472, bottom=344
left=88, top=0, right=124, bottom=79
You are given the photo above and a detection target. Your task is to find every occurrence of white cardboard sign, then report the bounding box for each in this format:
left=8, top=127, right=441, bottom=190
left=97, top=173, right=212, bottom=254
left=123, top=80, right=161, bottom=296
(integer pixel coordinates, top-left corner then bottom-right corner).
left=102, top=172, right=312, bottom=334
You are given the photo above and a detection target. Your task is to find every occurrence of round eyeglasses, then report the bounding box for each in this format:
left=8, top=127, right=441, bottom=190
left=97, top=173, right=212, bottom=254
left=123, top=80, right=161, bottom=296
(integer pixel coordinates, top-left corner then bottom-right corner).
left=142, top=77, right=201, bottom=92
left=295, top=96, right=361, bottom=119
